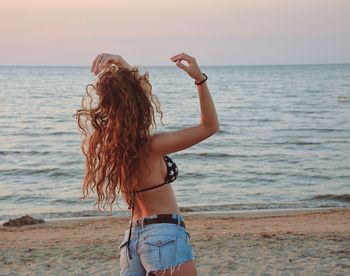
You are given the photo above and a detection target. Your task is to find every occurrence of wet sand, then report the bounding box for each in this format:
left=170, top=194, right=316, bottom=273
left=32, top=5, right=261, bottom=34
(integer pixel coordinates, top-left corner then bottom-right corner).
left=1, top=208, right=349, bottom=275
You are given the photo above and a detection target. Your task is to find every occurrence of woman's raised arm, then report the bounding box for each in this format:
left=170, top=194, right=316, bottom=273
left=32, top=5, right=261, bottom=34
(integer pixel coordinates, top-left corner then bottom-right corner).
left=90, top=53, right=132, bottom=75
left=90, top=53, right=151, bottom=93
left=151, top=53, right=219, bottom=156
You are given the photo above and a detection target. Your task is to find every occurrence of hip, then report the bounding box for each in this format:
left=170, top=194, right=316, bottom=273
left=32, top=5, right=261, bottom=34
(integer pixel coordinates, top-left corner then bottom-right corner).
left=119, top=213, right=194, bottom=272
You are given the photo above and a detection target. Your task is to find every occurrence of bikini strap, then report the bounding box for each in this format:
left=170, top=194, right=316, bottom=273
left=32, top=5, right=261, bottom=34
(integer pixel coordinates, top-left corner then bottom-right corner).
left=135, top=181, right=168, bottom=193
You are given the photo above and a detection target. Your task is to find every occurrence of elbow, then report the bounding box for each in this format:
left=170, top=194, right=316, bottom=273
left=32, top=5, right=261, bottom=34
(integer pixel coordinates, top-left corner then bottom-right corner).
left=206, top=123, right=220, bottom=136
left=211, top=118, right=220, bottom=134
left=212, top=124, right=220, bottom=134
left=200, top=119, right=220, bottom=136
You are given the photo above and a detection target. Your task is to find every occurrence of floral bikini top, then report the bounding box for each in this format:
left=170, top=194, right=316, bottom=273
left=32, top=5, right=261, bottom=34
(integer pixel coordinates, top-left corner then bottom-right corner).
left=126, top=155, right=178, bottom=259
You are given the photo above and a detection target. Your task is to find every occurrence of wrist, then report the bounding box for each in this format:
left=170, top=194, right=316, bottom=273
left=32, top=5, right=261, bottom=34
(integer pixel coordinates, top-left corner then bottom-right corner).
left=194, top=73, right=208, bottom=85
left=194, top=73, right=204, bottom=83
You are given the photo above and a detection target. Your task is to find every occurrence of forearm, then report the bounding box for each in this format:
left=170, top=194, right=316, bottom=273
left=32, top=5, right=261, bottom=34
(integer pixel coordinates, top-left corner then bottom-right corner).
left=197, top=81, right=219, bottom=132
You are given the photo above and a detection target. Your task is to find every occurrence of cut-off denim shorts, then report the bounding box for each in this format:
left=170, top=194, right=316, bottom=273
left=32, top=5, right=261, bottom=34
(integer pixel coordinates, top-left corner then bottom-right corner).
left=119, top=214, right=194, bottom=275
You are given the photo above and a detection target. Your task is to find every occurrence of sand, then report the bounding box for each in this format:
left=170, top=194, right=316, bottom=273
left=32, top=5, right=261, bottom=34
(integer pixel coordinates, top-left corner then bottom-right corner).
left=1, top=208, right=350, bottom=275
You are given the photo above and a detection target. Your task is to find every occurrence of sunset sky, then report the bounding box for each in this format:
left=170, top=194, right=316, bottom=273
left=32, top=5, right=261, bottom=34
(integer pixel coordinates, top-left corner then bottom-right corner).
left=1, top=0, right=349, bottom=66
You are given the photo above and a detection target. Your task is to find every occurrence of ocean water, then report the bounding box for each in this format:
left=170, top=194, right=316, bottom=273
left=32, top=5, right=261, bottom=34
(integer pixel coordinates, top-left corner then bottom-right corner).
left=0, top=64, right=350, bottom=221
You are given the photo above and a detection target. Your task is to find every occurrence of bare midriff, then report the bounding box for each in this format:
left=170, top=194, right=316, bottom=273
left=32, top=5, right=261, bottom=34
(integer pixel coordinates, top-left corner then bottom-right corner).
left=133, top=184, right=181, bottom=220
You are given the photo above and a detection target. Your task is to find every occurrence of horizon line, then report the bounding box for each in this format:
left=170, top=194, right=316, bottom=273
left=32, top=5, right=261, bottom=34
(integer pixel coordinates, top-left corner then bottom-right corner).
left=1, top=62, right=350, bottom=68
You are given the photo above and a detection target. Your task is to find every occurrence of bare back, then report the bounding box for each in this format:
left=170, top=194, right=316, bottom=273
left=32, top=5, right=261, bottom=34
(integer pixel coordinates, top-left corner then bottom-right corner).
left=134, top=152, right=181, bottom=220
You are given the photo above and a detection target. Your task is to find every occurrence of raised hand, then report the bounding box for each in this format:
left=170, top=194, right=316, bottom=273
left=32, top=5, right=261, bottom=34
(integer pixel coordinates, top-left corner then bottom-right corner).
left=170, top=53, right=205, bottom=82
left=90, top=53, right=132, bottom=75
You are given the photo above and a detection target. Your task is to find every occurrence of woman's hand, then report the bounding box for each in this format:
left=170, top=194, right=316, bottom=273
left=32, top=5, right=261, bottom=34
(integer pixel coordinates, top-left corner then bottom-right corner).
left=170, top=53, right=205, bottom=82
left=90, top=53, right=132, bottom=75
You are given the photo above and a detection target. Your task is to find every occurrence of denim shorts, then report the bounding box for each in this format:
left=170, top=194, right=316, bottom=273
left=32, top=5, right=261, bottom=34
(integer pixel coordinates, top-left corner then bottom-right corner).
left=119, top=214, right=194, bottom=275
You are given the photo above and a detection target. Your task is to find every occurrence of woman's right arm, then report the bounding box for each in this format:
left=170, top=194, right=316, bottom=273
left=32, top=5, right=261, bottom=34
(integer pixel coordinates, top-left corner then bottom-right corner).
left=91, top=53, right=151, bottom=93
left=151, top=53, right=219, bottom=156
left=91, top=53, right=132, bottom=75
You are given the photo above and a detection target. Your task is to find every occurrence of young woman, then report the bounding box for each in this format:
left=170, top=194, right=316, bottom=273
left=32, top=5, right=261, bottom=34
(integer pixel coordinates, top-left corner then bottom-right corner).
left=76, top=52, right=219, bottom=275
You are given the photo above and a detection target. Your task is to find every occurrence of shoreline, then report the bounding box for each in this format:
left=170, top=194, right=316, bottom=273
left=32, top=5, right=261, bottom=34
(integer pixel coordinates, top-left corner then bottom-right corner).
left=1, top=206, right=347, bottom=225
left=179, top=206, right=347, bottom=217
left=1, top=207, right=349, bottom=274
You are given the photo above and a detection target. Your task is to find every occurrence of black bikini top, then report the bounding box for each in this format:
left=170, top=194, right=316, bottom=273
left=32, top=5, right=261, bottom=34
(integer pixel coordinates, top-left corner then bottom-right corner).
left=135, top=155, right=178, bottom=193
left=126, top=155, right=178, bottom=259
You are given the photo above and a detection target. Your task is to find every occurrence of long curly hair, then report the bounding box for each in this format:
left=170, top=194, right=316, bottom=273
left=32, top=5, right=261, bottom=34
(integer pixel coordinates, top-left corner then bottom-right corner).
left=75, top=65, right=163, bottom=214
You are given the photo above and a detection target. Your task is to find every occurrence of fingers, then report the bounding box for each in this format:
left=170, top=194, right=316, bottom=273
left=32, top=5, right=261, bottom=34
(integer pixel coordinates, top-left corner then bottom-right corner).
left=171, top=53, right=203, bottom=80
left=91, top=53, right=112, bottom=75
left=171, top=53, right=197, bottom=74
left=175, top=60, right=188, bottom=71
left=170, top=53, right=195, bottom=63
left=91, top=54, right=101, bottom=73
left=91, top=54, right=103, bottom=75
left=101, top=54, right=111, bottom=67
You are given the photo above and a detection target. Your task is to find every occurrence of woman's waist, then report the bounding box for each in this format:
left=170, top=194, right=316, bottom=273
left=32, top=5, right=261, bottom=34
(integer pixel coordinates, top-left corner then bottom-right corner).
left=133, top=202, right=181, bottom=221
left=124, top=213, right=185, bottom=238
left=121, top=214, right=188, bottom=247
left=131, top=212, right=183, bottom=225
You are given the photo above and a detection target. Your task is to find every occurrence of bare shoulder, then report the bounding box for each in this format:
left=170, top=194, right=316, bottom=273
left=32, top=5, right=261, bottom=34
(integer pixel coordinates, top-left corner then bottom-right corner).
left=150, top=125, right=219, bottom=156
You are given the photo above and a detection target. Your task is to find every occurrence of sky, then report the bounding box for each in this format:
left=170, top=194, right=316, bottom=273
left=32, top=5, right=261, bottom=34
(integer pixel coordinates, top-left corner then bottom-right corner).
left=1, top=0, right=349, bottom=66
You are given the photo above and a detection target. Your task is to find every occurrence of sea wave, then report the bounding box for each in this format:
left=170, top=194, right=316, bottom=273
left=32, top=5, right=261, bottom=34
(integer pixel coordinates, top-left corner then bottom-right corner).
left=179, top=152, right=233, bottom=158
left=308, top=194, right=350, bottom=203
left=0, top=150, right=52, bottom=156
left=1, top=199, right=349, bottom=222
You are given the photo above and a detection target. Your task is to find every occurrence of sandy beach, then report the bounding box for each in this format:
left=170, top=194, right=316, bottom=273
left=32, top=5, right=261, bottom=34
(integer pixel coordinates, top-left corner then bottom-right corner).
left=1, top=208, right=349, bottom=275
